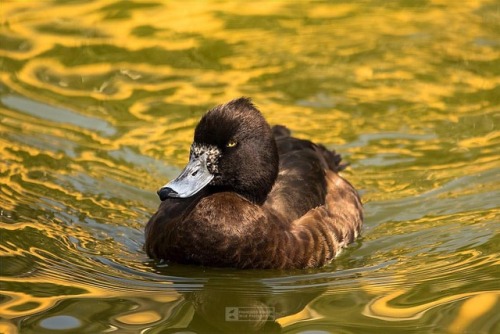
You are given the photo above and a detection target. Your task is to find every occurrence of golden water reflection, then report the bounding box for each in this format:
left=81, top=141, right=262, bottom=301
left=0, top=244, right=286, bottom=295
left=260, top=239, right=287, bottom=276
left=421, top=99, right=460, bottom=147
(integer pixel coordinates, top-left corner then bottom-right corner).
left=1, top=0, right=499, bottom=332
left=364, top=290, right=499, bottom=322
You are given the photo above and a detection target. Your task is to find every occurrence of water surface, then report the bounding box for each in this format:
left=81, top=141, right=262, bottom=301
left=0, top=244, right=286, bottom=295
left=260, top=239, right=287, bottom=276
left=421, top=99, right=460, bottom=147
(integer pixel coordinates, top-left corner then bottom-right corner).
left=1, top=1, right=499, bottom=333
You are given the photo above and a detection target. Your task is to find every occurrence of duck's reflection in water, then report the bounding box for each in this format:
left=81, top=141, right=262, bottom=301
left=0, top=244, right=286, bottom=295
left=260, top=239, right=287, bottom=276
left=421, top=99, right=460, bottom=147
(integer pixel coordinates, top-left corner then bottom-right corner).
left=185, top=281, right=321, bottom=333
left=148, top=272, right=327, bottom=334
left=142, top=246, right=366, bottom=333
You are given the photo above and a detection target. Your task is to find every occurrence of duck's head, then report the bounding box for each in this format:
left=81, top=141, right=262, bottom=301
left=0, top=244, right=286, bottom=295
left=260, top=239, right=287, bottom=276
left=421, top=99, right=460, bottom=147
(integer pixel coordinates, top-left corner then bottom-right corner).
left=158, top=97, right=279, bottom=204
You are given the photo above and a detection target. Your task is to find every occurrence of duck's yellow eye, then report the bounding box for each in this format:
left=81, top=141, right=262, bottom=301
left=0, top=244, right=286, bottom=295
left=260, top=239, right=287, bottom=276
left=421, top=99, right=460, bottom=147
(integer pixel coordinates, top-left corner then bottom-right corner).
left=226, top=140, right=237, bottom=148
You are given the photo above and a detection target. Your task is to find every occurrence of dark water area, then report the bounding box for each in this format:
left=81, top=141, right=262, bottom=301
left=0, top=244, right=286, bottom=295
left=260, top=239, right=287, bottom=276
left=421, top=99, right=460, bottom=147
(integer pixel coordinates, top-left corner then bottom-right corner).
left=1, top=1, right=499, bottom=333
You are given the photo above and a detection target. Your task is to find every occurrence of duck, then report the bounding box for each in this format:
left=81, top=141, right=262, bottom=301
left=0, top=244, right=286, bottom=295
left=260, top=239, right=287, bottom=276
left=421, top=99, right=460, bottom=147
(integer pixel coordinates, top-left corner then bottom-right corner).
left=145, top=97, right=363, bottom=269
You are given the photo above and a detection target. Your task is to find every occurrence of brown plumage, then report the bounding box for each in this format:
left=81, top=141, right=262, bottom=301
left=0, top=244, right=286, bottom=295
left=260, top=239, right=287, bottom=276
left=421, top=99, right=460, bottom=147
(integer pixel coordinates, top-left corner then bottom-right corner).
left=145, top=97, right=363, bottom=269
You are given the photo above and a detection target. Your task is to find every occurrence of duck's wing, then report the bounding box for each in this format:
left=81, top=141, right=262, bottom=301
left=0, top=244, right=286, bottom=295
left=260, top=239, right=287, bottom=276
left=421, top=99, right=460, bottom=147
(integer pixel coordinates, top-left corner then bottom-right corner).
left=265, top=125, right=346, bottom=220
left=286, top=170, right=363, bottom=268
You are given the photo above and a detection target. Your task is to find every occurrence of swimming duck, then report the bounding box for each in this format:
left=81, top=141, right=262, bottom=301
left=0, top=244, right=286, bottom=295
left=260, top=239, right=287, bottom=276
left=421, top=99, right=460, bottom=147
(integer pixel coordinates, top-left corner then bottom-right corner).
left=145, top=97, right=363, bottom=269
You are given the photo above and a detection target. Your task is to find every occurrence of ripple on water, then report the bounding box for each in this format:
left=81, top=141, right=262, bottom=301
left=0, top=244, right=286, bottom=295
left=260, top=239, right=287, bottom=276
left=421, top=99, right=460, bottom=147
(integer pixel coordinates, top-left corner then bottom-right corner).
left=1, top=95, right=116, bottom=137
left=39, top=315, right=81, bottom=331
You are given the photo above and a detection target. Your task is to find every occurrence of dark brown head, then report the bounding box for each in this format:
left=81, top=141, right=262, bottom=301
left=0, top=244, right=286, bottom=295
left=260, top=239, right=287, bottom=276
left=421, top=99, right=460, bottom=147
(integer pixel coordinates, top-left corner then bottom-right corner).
left=158, top=97, right=279, bottom=205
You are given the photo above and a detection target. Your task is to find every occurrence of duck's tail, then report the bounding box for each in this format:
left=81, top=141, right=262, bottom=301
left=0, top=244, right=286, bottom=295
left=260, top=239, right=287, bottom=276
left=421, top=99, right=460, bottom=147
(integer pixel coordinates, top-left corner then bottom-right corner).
left=271, top=125, right=348, bottom=173
left=317, top=144, right=349, bottom=173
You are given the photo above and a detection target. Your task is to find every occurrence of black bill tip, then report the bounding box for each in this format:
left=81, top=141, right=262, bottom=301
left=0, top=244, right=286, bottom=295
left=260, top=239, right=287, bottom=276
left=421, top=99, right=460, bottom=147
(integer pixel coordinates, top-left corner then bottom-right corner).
left=157, top=187, right=178, bottom=201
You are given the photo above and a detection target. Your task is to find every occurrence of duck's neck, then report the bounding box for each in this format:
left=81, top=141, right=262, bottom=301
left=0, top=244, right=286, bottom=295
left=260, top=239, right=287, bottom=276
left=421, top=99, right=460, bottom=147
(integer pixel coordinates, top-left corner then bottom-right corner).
left=236, top=157, right=279, bottom=205
left=202, top=185, right=264, bottom=205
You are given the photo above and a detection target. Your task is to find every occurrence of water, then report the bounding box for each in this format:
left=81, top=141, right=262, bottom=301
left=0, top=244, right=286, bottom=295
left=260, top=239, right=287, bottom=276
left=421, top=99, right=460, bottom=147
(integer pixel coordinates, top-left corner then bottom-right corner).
left=1, top=1, right=499, bottom=333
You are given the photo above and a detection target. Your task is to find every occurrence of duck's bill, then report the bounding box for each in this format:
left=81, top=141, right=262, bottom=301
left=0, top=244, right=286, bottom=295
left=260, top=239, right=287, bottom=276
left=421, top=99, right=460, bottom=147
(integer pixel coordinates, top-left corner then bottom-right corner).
left=157, top=153, right=214, bottom=201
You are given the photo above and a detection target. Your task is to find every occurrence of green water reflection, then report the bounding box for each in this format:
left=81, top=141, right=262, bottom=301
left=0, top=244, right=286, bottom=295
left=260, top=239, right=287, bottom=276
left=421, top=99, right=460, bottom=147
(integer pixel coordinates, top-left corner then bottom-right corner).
left=1, top=0, right=499, bottom=333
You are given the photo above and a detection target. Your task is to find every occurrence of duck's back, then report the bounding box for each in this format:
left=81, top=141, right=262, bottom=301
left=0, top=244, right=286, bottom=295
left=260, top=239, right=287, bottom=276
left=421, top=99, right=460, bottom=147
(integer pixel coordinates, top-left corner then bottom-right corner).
left=264, top=126, right=349, bottom=221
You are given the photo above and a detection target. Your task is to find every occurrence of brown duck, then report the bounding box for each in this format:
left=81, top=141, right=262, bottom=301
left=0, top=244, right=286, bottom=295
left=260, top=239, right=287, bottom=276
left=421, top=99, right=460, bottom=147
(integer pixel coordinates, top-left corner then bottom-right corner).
left=145, top=97, right=363, bottom=269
